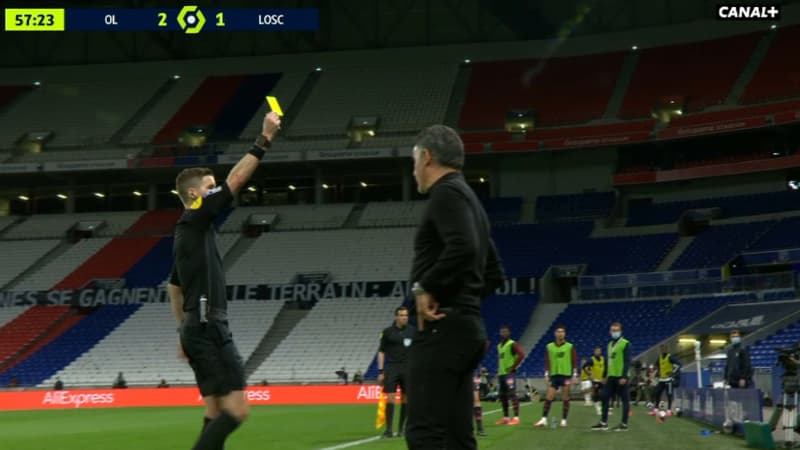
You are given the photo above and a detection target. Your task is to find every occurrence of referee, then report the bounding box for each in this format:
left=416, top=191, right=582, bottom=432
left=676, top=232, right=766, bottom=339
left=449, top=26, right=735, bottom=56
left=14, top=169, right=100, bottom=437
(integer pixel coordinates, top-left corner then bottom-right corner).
left=405, top=124, right=505, bottom=450
left=168, top=112, right=281, bottom=450
left=377, top=306, right=412, bottom=438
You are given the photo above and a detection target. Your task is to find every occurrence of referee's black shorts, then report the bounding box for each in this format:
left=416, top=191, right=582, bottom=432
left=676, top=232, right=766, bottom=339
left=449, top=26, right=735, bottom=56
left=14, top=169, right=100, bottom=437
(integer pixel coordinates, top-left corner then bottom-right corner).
left=181, top=320, right=245, bottom=397
left=383, top=365, right=408, bottom=394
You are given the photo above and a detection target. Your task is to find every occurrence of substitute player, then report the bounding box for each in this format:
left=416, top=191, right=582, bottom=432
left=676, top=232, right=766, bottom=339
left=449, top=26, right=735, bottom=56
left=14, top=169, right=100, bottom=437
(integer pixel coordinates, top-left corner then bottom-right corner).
left=591, top=322, right=632, bottom=432
left=377, top=306, right=413, bottom=438
left=535, top=325, right=578, bottom=428
left=580, top=357, right=593, bottom=406
left=168, top=112, right=281, bottom=450
left=652, top=344, right=681, bottom=416
left=496, top=325, right=525, bottom=426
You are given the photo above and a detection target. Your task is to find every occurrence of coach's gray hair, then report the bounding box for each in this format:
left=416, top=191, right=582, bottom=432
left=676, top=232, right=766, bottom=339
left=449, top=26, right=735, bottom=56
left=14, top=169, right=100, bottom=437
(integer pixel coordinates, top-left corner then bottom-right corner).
left=414, top=125, right=464, bottom=170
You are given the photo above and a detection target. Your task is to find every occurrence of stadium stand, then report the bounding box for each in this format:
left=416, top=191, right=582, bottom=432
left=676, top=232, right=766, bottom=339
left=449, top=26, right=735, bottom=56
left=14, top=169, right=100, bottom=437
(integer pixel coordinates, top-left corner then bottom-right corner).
left=535, top=192, right=615, bottom=222
left=492, top=223, right=676, bottom=277
left=626, top=191, right=800, bottom=227
left=671, top=221, right=776, bottom=270
left=483, top=197, right=523, bottom=224
left=43, top=301, right=283, bottom=387
left=249, top=297, right=399, bottom=383
left=0, top=215, right=19, bottom=233
left=238, top=71, right=310, bottom=139
left=478, top=294, right=539, bottom=372
left=122, top=237, right=173, bottom=288
left=619, top=33, right=761, bottom=118
left=741, top=25, right=800, bottom=104
left=218, top=204, right=353, bottom=232
left=122, top=77, right=205, bottom=144
left=750, top=318, right=800, bottom=368
left=519, top=296, right=737, bottom=376
left=749, top=216, right=800, bottom=251
left=11, top=238, right=113, bottom=292
left=0, top=85, right=33, bottom=110
left=0, top=79, right=164, bottom=148
left=0, top=305, right=141, bottom=386
left=152, top=75, right=247, bottom=144
left=225, top=228, right=415, bottom=284
left=0, top=306, right=29, bottom=329
left=358, top=201, right=427, bottom=227
left=0, top=305, right=72, bottom=366
left=459, top=53, right=625, bottom=129
left=1, top=211, right=142, bottom=240
left=0, top=240, right=61, bottom=288
left=289, top=64, right=456, bottom=136
left=53, top=238, right=161, bottom=290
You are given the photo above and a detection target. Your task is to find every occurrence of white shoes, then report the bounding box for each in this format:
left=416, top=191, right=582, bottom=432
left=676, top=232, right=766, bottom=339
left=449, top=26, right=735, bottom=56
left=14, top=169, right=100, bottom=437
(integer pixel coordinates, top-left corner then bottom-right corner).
left=534, top=417, right=548, bottom=427
left=560, top=419, right=568, bottom=427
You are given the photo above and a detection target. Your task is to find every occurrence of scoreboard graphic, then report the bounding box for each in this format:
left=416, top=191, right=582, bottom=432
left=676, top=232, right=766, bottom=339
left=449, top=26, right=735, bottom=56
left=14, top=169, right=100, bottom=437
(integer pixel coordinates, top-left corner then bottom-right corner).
left=3, top=6, right=319, bottom=32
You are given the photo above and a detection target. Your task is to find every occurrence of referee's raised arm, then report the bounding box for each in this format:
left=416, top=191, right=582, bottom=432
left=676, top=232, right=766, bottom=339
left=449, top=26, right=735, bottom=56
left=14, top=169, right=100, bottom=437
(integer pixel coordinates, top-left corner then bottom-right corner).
left=226, top=111, right=281, bottom=194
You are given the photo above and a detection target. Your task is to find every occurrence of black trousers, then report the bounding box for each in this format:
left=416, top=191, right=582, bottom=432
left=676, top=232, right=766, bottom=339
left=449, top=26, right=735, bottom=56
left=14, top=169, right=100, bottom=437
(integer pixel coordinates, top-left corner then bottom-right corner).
left=601, top=377, right=630, bottom=424
left=405, top=312, right=486, bottom=450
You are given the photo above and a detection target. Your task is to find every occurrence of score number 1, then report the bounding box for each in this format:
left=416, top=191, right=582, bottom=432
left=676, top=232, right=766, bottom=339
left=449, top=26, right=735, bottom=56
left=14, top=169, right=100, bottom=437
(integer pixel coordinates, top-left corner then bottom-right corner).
left=215, top=12, right=225, bottom=27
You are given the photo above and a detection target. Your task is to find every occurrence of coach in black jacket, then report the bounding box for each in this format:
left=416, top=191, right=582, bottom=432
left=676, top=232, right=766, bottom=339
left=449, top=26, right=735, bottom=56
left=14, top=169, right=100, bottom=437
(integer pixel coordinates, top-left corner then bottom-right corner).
left=725, top=329, right=754, bottom=388
left=405, top=124, right=505, bottom=450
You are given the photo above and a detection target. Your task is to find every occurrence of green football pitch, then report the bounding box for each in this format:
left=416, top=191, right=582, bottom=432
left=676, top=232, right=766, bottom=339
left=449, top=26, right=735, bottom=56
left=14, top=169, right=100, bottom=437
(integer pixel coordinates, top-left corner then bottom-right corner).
left=0, top=401, right=752, bottom=450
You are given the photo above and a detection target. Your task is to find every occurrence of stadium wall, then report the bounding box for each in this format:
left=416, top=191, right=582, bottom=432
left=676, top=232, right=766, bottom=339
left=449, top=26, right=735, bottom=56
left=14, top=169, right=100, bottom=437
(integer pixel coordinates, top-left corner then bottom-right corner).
left=0, top=385, right=386, bottom=411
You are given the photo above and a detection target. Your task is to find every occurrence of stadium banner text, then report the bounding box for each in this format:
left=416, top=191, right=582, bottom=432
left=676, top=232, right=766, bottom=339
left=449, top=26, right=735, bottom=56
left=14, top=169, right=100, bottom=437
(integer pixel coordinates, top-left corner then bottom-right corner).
left=0, top=277, right=535, bottom=307
left=674, top=387, right=762, bottom=435
left=0, top=385, right=386, bottom=411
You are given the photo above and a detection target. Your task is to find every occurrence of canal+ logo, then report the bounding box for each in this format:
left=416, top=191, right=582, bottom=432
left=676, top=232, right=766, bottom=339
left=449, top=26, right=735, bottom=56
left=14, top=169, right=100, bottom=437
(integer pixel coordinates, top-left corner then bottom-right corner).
left=717, top=4, right=781, bottom=20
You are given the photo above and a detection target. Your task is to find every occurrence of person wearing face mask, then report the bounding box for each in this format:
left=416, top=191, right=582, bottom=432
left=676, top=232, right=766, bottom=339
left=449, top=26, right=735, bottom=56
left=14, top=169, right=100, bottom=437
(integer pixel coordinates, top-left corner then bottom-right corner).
left=591, top=322, right=632, bottom=432
left=724, top=330, right=753, bottom=389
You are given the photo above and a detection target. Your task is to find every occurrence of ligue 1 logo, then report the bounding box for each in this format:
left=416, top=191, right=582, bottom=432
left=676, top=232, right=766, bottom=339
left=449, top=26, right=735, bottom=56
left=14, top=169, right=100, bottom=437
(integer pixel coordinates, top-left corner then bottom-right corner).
left=717, top=4, right=781, bottom=20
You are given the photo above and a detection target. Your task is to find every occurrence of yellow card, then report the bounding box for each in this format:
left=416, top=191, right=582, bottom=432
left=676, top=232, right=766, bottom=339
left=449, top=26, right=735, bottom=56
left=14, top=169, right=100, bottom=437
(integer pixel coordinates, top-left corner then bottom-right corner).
left=266, top=96, right=283, bottom=116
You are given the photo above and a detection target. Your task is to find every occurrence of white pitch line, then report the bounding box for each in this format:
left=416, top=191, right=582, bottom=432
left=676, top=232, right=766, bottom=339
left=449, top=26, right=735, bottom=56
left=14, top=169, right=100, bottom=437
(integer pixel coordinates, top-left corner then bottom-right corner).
left=317, top=403, right=531, bottom=450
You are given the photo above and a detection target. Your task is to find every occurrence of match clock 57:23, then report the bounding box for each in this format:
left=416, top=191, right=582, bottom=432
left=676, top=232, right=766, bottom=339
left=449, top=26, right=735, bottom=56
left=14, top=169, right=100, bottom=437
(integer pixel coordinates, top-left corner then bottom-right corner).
left=4, top=9, right=66, bottom=31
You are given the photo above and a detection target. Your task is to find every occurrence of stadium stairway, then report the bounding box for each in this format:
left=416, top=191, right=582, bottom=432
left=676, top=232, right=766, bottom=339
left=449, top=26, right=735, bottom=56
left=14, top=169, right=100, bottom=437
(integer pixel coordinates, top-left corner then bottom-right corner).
left=725, top=31, right=776, bottom=106
left=244, top=304, right=309, bottom=378
left=515, top=302, right=568, bottom=372
left=1, top=240, right=73, bottom=291
left=655, top=236, right=695, bottom=271
left=211, top=73, right=281, bottom=140
left=0, top=306, right=72, bottom=367
left=0, top=305, right=140, bottom=387
left=152, top=75, right=246, bottom=144
left=603, top=50, right=639, bottom=120
left=108, top=77, right=179, bottom=144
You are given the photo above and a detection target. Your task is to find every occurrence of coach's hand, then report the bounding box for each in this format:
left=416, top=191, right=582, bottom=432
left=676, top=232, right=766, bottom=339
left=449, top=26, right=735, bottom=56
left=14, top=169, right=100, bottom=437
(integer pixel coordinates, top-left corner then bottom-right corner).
left=619, top=377, right=628, bottom=386
left=415, top=292, right=446, bottom=331
left=377, top=373, right=385, bottom=386
left=262, top=111, right=282, bottom=142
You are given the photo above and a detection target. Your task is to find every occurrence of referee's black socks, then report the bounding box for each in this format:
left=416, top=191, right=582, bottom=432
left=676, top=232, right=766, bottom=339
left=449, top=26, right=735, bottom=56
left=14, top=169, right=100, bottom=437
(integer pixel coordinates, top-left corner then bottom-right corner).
left=399, top=403, right=407, bottom=433
left=193, top=411, right=240, bottom=450
left=385, top=403, right=395, bottom=433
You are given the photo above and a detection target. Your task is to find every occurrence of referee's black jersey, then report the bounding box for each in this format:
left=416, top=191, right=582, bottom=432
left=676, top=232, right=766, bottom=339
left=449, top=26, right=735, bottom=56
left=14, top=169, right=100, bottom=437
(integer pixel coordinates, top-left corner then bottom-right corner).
left=379, top=324, right=413, bottom=366
left=170, top=182, right=233, bottom=315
